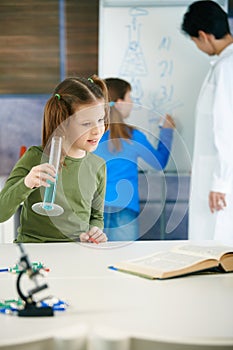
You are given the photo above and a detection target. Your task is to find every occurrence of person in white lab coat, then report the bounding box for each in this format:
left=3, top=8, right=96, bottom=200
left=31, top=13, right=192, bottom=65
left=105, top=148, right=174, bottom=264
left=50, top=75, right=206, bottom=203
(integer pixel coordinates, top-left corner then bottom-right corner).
left=181, top=1, right=233, bottom=244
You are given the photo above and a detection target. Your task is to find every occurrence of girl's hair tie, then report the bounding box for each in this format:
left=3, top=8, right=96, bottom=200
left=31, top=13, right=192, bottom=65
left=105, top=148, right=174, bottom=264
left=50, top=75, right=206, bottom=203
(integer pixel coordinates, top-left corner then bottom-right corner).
left=88, top=77, right=94, bottom=83
left=109, top=101, right=115, bottom=107
left=55, top=93, right=61, bottom=100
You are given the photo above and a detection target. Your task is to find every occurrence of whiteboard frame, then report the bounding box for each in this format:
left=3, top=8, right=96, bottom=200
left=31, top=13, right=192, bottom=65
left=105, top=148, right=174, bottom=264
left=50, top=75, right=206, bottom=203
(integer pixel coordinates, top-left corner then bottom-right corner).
left=101, top=0, right=227, bottom=7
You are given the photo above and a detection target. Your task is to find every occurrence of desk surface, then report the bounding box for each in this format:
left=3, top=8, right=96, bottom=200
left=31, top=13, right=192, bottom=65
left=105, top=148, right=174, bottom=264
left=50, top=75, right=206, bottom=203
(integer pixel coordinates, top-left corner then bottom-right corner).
left=0, top=241, right=233, bottom=350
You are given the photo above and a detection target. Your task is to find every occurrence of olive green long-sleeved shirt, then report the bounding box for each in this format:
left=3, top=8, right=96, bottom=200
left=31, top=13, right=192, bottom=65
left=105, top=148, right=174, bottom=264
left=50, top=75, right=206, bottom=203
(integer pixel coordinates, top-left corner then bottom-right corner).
left=0, top=146, right=106, bottom=243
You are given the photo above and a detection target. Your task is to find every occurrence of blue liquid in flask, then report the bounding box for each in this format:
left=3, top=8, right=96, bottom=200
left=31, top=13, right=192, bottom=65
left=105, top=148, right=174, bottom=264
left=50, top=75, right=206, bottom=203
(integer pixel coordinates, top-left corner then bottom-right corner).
left=32, top=136, right=64, bottom=216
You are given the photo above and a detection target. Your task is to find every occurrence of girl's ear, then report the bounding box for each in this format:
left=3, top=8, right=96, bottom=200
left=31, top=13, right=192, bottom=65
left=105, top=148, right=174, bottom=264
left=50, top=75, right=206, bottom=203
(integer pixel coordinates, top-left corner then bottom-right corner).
left=114, top=98, right=124, bottom=112
left=116, top=98, right=124, bottom=103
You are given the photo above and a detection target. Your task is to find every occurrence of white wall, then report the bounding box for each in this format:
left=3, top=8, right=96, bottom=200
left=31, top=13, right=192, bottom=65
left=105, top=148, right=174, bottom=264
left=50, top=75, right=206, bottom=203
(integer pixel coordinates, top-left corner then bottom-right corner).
left=0, top=177, right=14, bottom=243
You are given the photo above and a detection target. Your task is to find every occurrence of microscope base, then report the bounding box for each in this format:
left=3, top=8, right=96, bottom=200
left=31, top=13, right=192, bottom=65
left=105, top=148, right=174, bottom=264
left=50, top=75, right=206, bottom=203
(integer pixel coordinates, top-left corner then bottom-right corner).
left=18, top=303, right=54, bottom=317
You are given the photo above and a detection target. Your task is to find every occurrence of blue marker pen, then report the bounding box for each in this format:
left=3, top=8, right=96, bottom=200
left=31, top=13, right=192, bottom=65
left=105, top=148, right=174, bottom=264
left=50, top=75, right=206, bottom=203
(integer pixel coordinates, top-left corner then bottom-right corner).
left=0, top=268, right=9, bottom=272
left=108, top=266, right=118, bottom=271
left=159, top=116, right=165, bottom=128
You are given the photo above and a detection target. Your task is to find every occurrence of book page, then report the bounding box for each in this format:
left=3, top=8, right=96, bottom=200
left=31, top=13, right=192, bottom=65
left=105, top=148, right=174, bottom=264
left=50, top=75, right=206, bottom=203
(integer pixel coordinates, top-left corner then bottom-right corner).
left=172, top=244, right=233, bottom=260
left=124, top=251, right=211, bottom=272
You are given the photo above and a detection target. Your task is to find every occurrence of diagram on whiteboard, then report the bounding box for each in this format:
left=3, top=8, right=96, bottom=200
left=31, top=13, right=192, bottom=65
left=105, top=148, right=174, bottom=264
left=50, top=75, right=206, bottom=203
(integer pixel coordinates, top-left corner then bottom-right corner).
left=119, top=7, right=148, bottom=105
left=118, top=7, right=183, bottom=123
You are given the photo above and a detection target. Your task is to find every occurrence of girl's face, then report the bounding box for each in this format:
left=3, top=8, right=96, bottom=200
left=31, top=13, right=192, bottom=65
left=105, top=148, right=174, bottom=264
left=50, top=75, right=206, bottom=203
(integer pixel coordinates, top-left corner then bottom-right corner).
left=116, top=90, right=133, bottom=119
left=66, top=101, right=106, bottom=157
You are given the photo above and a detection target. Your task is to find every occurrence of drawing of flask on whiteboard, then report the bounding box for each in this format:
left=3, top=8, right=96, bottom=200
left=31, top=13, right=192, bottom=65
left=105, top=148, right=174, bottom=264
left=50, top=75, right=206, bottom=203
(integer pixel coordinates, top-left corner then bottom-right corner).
left=119, top=8, right=148, bottom=105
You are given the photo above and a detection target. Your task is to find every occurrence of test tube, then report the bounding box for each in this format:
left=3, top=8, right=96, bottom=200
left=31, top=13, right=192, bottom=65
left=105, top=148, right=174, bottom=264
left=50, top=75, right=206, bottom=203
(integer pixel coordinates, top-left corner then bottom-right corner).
left=43, top=136, right=62, bottom=210
left=32, top=136, right=64, bottom=216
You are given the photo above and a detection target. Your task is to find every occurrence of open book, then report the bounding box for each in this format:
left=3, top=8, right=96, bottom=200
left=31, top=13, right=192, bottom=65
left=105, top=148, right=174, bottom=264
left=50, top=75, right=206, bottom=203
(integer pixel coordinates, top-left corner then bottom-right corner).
left=109, top=244, right=233, bottom=279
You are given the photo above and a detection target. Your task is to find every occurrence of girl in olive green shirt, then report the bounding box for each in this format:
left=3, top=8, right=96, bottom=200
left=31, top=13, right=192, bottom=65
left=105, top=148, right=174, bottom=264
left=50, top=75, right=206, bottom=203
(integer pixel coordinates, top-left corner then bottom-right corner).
left=0, top=76, right=109, bottom=243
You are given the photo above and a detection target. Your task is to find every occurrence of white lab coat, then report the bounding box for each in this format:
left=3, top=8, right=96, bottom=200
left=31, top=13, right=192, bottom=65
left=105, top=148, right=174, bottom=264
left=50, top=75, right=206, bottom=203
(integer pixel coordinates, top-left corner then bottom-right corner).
left=189, top=43, right=233, bottom=245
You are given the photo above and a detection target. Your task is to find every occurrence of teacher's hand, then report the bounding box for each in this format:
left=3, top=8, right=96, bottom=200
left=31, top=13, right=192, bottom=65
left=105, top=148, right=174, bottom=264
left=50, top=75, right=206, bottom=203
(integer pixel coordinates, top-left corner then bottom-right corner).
left=209, top=191, right=226, bottom=213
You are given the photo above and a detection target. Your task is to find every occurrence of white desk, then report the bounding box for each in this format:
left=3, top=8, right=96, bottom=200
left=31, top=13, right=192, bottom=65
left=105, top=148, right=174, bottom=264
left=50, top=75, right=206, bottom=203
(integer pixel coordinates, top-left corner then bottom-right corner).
left=0, top=241, right=233, bottom=350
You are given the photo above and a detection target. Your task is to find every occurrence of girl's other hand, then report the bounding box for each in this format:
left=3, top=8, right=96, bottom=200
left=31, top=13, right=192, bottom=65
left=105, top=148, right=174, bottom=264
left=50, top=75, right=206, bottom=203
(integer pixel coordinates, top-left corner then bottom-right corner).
left=162, top=114, right=176, bottom=129
left=80, top=226, right=108, bottom=243
left=24, top=163, right=56, bottom=189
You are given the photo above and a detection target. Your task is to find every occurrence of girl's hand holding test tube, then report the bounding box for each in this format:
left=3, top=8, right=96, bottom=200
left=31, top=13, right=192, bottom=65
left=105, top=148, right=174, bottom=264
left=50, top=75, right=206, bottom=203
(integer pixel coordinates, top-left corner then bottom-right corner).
left=79, top=226, right=108, bottom=244
left=24, top=164, right=56, bottom=189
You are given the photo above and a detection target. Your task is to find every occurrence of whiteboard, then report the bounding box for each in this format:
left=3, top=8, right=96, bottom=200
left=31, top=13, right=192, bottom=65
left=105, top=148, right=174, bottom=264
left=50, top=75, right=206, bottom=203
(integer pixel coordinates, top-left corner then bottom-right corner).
left=99, top=0, right=227, bottom=172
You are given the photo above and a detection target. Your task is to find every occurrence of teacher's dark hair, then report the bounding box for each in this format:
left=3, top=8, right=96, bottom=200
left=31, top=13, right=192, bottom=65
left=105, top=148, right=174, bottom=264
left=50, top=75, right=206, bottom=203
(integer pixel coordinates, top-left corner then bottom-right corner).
left=181, top=0, right=230, bottom=39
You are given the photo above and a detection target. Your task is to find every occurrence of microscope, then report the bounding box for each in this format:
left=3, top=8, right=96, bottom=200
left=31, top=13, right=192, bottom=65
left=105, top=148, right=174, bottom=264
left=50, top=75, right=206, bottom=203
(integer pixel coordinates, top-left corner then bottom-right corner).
left=16, top=243, right=54, bottom=317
